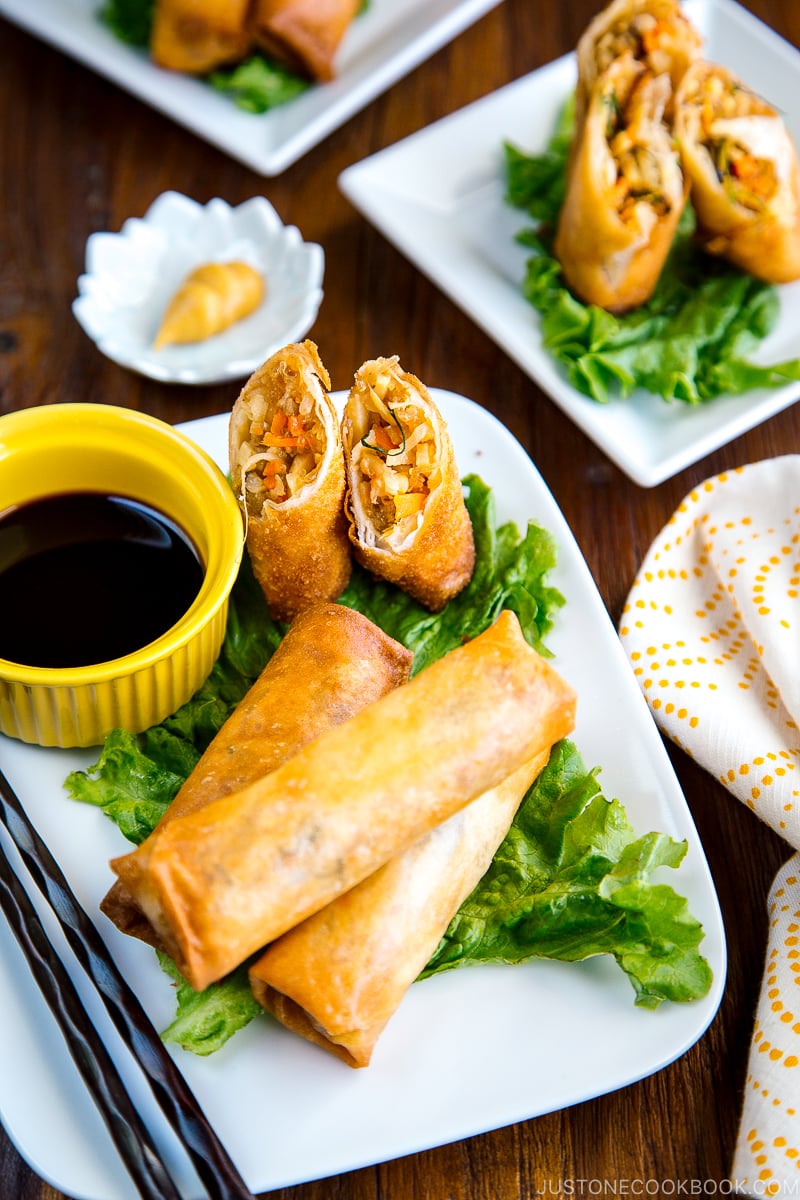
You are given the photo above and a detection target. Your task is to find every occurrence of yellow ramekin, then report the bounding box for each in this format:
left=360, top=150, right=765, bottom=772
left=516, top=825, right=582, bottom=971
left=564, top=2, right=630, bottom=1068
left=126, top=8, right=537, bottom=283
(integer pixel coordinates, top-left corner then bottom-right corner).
left=0, top=403, right=244, bottom=748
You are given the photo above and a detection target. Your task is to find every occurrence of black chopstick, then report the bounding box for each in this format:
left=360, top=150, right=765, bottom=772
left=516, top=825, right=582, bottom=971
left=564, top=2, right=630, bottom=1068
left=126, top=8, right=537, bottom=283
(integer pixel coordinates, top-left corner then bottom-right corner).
left=0, top=766, right=256, bottom=1200
left=0, top=843, right=183, bottom=1200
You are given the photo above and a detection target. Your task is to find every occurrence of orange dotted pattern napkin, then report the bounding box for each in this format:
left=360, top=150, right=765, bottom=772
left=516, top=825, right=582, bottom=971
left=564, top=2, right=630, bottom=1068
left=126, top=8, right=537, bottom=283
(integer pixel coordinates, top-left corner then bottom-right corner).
left=731, top=859, right=800, bottom=1194
left=618, top=457, right=800, bottom=1195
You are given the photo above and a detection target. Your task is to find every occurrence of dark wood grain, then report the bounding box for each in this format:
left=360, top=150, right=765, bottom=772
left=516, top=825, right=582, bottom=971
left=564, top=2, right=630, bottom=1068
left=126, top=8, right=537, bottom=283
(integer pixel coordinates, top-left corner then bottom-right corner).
left=1, top=0, right=799, bottom=1195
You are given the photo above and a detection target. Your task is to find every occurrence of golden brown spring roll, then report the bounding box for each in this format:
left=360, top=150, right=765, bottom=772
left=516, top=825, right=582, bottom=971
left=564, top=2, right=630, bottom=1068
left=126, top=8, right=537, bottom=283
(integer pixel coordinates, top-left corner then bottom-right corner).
left=111, top=610, right=576, bottom=992
left=249, top=749, right=553, bottom=1068
left=249, top=0, right=360, bottom=82
left=554, top=54, right=688, bottom=312
left=229, top=341, right=351, bottom=624
left=102, top=603, right=412, bottom=948
left=574, top=0, right=701, bottom=131
left=674, top=61, right=800, bottom=283
left=341, top=357, right=475, bottom=612
left=150, top=0, right=252, bottom=74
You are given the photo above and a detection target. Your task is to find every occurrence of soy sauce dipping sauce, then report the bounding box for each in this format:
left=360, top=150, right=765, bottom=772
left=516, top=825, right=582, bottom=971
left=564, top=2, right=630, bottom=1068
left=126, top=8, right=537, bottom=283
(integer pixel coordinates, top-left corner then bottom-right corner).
left=0, top=492, right=205, bottom=669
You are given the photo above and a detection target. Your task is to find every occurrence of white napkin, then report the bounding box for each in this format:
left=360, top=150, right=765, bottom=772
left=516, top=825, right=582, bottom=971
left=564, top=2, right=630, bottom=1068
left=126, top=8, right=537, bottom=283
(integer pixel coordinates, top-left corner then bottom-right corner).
left=618, top=456, right=800, bottom=1196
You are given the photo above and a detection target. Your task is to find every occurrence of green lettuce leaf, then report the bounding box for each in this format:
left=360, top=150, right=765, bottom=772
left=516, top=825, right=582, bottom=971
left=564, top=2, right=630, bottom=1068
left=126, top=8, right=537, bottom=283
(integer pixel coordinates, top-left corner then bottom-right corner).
left=65, top=729, right=186, bottom=846
left=99, top=0, right=153, bottom=46
left=505, top=102, right=800, bottom=405
left=157, top=954, right=264, bottom=1056
left=208, top=57, right=309, bottom=114
left=503, top=94, right=574, bottom=226
left=421, top=740, right=713, bottom=1008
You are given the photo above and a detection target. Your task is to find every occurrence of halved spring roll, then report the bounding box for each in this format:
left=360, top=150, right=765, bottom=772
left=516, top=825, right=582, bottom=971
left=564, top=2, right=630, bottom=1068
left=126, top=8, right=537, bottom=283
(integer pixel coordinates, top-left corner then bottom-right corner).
left=341, top=357, right=475, bottom=612
left=674, top=61, right=800, bottom=283
left=103, top=603, right=412, bottom=949
left=150, top=0, right=252, bottom=74
left=249, top=0, right=360, bottom=82
left=574, top=0, right=702, bottom=132
left=111, top=610, right=577, bottom=992
left=229, top=341, right=351, bottom=624
left=554, top=54, right=688, bottom=312
left=249, top=748, right=553, bottom=1068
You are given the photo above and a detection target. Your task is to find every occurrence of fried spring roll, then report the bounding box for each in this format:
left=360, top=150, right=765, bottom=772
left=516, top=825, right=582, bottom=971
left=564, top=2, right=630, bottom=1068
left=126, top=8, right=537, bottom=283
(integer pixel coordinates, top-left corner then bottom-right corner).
left=249, top=0, right=360, bottom=82
left=574, top=0, right=701, bottom=131
left=554, top=55, right=688, bottom=312
left=341, top=357, right=475, bottom=612
left=249, top=749, right=552, bottom=1068
left=102, top=603, right=412, bottom=948
left=229, top=341, right=351, bottom=624
left=674, top=61, right=800, bottom=283
left=111, top=611, right=576, bottom=992
left=151, top=0, right=252, bottom=74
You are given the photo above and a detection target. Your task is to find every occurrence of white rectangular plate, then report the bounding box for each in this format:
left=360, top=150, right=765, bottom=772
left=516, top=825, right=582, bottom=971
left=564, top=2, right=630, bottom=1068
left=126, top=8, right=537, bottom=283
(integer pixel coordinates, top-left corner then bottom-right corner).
left=339, top=0, right=800, bottom=487
left=0, top=395, right=725, bottom=1199
left=0, top=0, right=502, bottom=175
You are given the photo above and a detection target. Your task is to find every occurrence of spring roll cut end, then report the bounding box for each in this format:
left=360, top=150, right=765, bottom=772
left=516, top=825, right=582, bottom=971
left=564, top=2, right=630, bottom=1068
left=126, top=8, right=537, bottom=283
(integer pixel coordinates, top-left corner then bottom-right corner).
left=342, top=356, right=475, bottom=611
left=575, top=0, right=702, bottom=131
left=556, top=54, right=688, bottom=312
left=229, top=341, right=351, bottom=623
left=675, top=60, right=800, bottom=283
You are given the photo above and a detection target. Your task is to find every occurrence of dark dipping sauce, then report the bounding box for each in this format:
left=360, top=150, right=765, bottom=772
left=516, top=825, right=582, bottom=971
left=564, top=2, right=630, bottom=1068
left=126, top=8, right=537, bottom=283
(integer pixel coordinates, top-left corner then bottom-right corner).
left=0, top=492, right=205, bottom=669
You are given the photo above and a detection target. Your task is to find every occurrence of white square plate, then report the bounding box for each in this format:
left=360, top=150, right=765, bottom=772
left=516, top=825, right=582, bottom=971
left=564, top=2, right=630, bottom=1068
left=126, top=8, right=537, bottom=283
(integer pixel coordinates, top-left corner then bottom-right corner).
left=339, top=0, right=800, bottom=487
left=0, top=395, right=724, bottom=1199
left=0, top=0, right=502, bottom=175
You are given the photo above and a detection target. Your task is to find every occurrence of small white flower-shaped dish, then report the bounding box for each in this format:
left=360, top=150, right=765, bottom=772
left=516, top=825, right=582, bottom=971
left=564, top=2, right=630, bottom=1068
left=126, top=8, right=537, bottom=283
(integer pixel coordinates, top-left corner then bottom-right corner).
left=73, top=191, right=324, bottom=386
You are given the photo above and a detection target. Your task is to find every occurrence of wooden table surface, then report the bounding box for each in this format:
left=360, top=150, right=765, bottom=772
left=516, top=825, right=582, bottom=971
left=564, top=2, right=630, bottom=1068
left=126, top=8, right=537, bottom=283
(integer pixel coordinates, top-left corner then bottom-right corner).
left=2, top=0, right=800, bottom=1196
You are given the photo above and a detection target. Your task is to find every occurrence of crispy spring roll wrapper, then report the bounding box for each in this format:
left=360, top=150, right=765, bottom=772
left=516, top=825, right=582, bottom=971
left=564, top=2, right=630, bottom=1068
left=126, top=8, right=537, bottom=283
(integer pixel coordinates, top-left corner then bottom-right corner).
left=229, top=341, right=351, bottom=624
left=102, top=603, right=412, bottom=948
left=341, top=357, right=475, bottom=612
left=249, top=748, right=552, bottom=1068
left=554, top=55, right=688, bottom=313
left=111, top=611, right=576, bottom=992
left=249, top=0, right=360, bottom=82
left=150, top=0, right=252, bottom=74
left=674, top=61, right=800, bottom=283
left=574, top=0, right=701, bottom=131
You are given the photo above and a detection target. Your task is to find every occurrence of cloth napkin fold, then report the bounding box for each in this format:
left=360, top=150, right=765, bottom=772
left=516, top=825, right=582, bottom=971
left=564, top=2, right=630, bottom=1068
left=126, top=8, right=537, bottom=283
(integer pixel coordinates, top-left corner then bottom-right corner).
left=618, top=456, right=800, bottom=1196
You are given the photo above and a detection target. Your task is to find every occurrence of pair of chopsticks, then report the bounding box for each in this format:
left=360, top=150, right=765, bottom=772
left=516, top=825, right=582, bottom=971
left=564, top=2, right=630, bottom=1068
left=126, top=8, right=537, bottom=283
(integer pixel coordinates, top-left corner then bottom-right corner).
left=0, top=765, right=256, bottom=1200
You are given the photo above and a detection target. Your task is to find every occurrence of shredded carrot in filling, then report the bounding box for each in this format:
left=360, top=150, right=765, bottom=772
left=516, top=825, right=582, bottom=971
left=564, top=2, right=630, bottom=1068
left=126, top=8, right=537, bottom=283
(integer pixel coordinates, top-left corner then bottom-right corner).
left=595, top=13, right=680, bottom=79
left=639, top=19, right=664, bottom=56
left=604, top=71, right=677, bottom=223
left=695, top=74, right=781, bottom=211
left=241, top=386, right=326, bottom=505
left=352, top=379, right=436, bottom=537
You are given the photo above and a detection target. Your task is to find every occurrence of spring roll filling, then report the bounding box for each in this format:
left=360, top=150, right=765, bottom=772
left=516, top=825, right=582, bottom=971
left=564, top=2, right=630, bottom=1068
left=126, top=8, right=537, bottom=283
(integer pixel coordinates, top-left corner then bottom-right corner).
left=685, top=71, right=795, bottom=219
left=234, top=370, right=328, bottom=508
left=594, top=10, right=681, bottom=79
left=603, top=69, right=683, bottom=232
left=349, top=367, right=440, bottom=551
